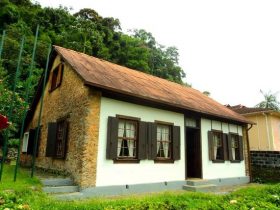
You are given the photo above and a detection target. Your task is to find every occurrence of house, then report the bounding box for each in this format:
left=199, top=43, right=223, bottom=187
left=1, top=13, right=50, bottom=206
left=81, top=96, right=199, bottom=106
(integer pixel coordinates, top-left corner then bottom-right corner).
left=227, top=105, right=280, bottom=151
left=21, top=46, right=252, bottom=195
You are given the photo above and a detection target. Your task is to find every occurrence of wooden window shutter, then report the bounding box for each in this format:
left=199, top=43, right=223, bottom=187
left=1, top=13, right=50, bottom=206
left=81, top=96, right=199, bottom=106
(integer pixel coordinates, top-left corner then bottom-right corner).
left=208, top=131, right=214, bottom=160
left=27, top=129, right=35, bottom=155
left=227, top=134, right=233, bottom=161
left=239, top=136, right=244, bottom=161
left=57, top=64, right=64, bottom=87
left=35, top=127, right=41, bottom=157
left=223, top=133, right=229, bottom=160
left=172, top=126, right=181, bottom=160
left=60, top=121, right=69, bottom=159
left=147, top=123, right=157, bottom=160
left=138, top=121, right=147, bottom=159
left=106, top=117, right=119, bottom=159
left=46, top=122, right=57, bottom=157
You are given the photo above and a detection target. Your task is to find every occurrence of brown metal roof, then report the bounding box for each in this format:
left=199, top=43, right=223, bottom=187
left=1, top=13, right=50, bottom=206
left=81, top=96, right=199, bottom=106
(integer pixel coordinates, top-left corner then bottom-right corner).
left=227, top=104, right=273, bottom=115
left=54, top=46, right=250, bottom=124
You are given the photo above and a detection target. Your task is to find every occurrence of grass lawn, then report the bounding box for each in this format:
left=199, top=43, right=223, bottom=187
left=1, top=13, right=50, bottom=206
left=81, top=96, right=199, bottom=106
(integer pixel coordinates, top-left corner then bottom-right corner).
left=0, top=165, right=280, bottom=210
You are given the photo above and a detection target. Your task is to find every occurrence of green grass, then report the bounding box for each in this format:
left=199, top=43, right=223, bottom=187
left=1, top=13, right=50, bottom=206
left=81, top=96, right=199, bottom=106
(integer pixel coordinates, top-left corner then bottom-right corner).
left=0, top=165, right=280, bottom=209
left=0, top=165, right=41, bottom=191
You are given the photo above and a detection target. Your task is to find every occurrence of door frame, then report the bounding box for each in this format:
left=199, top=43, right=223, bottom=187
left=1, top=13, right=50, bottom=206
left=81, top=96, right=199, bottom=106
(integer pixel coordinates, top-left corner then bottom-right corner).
left=185, top=116, right=203, bottom=179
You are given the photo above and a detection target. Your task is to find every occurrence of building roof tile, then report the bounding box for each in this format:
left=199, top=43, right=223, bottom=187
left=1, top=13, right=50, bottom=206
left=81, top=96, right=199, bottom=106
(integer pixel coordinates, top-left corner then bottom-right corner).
left=54, top=46, right=250, bottom=124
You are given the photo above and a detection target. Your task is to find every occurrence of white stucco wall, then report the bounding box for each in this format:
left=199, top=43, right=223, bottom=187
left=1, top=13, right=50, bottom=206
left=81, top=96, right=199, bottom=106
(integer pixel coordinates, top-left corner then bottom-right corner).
left=201, top=119, right=246, bottom=179
left=96, top=97, right=185, bottom=186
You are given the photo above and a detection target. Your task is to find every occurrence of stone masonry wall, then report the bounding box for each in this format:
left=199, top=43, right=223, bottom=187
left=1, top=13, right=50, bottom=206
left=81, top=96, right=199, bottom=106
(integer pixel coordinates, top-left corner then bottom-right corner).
left=250, top=151, right=280, bottom=182
left=250, top=151, right=280, bottom=168
left=21, top=55, right=101, bottom=188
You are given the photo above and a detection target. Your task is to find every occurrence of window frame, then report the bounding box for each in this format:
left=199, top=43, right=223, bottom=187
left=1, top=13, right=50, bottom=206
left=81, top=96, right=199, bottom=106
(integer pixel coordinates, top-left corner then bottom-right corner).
left=209, top=130, right=226, bottom=163
left=54, top=119, right=69, bottom=159
left=114, top=115, right=140, bottom=163
left=154, top=121, right=174, bottom=163
left=45, top=116, right=69, bottom=159
left=228, top=132, right=242, bottom=163
left=22, top=132, right=29, bottom=153
left=49, top=63, right=64, bottom=92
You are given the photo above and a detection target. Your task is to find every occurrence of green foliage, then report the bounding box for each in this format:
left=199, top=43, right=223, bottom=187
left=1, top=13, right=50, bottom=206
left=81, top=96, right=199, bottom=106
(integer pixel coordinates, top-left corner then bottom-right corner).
left=0, top=77, right=27, bottom=135
left=7, top=138, right=19, bottom=148
left=0, top=0, right=188, bottom=138
left=1, top=165, right=280, bottom=210
left=256, top=89, right=280, bottom=111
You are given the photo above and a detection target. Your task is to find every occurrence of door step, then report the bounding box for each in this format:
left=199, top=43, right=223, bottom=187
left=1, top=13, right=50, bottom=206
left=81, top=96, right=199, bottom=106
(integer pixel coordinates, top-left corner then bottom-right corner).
left=43, top=185, right=79, bottom=194
left=183, top=179, right=217, bottom=192
left=41, top=178, right=79, bottom=195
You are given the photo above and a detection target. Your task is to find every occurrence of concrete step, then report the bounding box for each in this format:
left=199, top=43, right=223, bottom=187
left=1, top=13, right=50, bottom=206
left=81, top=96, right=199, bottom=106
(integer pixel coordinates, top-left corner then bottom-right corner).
left=43, top=185, right=79, bottom=194
left=183, top=184, right=217, bottom=192
left=186, top=179, right=210, bottom=186
left=42, top=178, right=73, bottom=186
left=55, top=192, right=84, bottom=200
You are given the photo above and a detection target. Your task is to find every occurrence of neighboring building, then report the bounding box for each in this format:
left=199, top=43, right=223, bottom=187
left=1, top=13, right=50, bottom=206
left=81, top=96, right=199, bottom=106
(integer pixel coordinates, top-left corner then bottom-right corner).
left=21, top=46, right=251, bottom=194
left=227, top=105, right=280, bottom=151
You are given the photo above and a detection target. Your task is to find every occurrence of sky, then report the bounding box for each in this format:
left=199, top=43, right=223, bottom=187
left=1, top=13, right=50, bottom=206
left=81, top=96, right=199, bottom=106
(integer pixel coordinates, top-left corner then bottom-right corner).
left=34, top=0, right=280, bottom=107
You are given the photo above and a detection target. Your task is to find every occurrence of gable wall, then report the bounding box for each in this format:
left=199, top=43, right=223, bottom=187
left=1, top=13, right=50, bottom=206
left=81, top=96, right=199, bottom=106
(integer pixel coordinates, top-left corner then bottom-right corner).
left=21, top=55, right=101, bottom=187
left=246, top=114, right=275, bottom=151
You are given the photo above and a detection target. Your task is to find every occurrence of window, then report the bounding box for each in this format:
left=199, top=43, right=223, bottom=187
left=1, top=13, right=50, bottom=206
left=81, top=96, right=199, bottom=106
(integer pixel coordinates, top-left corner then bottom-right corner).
left=106, top=116, right=181, bottom=163
left=212, top=132, right=223, bottom=160
left=22, top=127, right=41, bottom=156
left=208, top=130, right=227, bottom=162
left=117, top=119, right=137, bottom=158
left=55, top=120, right=68, bottom=158
left=22, top=132, right=29, bottom=153
left=46, top=119, right=69, bottom=159
left=156, top=124, right=171, bottom=159
left=228, top=133, right=243, bottom=162
left=50, top=63, right=64, bottom=92
left=208, top=130, right=244, bottom=163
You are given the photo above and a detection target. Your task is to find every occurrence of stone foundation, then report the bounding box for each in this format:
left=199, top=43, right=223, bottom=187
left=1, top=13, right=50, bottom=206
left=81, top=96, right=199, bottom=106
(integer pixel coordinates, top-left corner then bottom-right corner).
left=250, top=151, right=280, bottom=182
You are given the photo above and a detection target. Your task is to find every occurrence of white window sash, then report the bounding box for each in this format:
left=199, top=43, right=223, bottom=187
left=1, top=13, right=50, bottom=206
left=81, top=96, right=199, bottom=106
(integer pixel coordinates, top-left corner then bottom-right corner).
left=22, top=132, right=29, bottom=152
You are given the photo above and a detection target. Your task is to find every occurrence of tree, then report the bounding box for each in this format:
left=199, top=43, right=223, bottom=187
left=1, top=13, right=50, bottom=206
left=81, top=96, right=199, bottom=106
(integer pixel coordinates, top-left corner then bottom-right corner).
left=255, top=90, right=280, bottom=111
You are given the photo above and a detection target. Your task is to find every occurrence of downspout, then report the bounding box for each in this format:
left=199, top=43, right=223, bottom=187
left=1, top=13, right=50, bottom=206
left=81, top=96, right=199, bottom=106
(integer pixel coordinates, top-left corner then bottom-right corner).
left=255, top=115, right=260, bottom=150
left=264, top=113, right=271, bottom=150
left=246, top=124, right=253, bottom=182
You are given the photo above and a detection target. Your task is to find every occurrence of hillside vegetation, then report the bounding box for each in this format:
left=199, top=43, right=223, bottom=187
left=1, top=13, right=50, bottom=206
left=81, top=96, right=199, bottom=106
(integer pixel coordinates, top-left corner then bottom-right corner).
left=0, top=0, right=187, bottom=136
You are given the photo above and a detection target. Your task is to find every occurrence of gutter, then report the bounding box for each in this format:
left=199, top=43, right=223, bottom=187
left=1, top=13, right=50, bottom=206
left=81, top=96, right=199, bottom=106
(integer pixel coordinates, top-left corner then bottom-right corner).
left=246, top=124, right=253, bottom=182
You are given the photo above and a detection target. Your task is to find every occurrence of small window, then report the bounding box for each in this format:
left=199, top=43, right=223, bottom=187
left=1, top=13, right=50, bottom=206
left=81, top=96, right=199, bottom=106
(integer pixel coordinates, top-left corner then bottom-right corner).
left=212, top=132, right=224, bottom=160
left=50, top=63, right=64, bottom=92
left=230, top=134, right=240, bottom=160
left=156, top=124, right=171, bottom=159
left=55, top=120, right=68, bottom=158
left=117, top=119, right=137, bottom=159
left=208, top=130, right=226, bottom=162
left=228, top=133, right=244, bottom=162
left=22, top=132, right=29, bottom=153
left=46, top=119, right=69, bottom=159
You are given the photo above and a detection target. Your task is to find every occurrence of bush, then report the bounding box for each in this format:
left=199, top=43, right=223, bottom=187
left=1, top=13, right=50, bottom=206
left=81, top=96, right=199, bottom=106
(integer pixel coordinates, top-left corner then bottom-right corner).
left=0, top=190, right=30, bottom=209
left=7, top=138, right=19, bottom=148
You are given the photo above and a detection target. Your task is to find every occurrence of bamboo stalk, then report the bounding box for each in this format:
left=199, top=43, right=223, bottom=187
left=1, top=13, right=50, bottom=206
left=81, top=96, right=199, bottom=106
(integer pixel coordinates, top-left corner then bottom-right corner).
left=0, top=36, right=25, bottom=181
left=13, top=25, right=39, bottom=181
left=30, top=44, right=52, bottom=178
